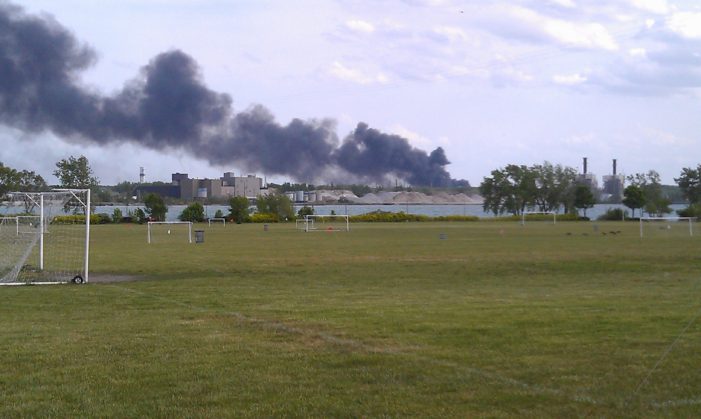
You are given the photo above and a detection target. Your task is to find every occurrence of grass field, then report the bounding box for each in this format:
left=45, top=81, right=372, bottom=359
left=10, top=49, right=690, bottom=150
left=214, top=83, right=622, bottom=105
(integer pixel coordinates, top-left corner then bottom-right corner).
left=2, top=220, right=701, bottom=417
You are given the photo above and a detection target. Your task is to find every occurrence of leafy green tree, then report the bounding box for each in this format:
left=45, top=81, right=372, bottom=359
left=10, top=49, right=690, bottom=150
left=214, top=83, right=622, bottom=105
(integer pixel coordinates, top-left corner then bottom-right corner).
left=53, top=155, right=99, bottom=189
left=179, top=202, right=205, bottom=222
left=479, top=164, right=537, bottom=216
left=297, top=205, right=314, bottom=218
left=675, top=164, right=701, bottom=204
left=622, top=185, right=645, bottom=218
left=573, top=184, right=595, bottom=217
left=229, top=196, right=250, bottom=223
left=132, top=208, right=147, bottom=224
left=112, top=208, right=123, bottom=223
left=627, top=171, right=670, bottom=216
left=144, top=193, right=167, bottom=221
left=532, top=162, right=577, bottom=212
left=256, top=194, right=295, bottom=221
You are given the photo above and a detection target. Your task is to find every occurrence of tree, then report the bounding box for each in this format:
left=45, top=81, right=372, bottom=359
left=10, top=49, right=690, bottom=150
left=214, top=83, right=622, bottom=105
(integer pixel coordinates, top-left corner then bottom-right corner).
left=479, top=165, right=537, bottom=216
left=532, top=162, right=577, bottom=213
left=627, top=171, right=670, bottom=216
left=1, top=162, right=49, bottom=213
left=256, top=194, right=295, bottom=221
left=179, top=202, right=205, bottom=222
left=143, top=193, right=167, bottom=221
left=573, top=184, right=595, bottom=217
left=112, top=208, right=123, bottom=223
left=229, top=196, right=250, bottom=223
left=54, top=155, right=99, bottom=189
left=297, top=205, right=314, bottom=218
left=622, top=185, right=645, bottom=218
left=675, top=164, right=701, bottom=204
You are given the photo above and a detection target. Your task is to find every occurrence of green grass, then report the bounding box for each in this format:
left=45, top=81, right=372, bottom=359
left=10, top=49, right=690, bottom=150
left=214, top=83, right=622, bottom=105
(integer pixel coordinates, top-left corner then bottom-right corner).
left=2, top=221, right=701, bottom=417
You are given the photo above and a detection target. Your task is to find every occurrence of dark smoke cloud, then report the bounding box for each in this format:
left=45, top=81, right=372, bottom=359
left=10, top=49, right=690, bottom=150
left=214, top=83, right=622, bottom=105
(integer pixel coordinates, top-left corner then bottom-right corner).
left=0, top=2, right=462, bottom=186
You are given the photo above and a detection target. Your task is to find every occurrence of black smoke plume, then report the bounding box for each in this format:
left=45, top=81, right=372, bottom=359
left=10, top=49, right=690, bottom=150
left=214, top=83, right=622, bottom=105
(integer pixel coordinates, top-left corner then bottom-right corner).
left=0, top=2, right=463, bottom=187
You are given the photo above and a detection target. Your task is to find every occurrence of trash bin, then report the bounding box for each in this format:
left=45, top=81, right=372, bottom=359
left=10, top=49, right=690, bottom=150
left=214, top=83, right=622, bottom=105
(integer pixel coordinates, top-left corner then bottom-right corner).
left=195, top=230, right=204, bottom=243
left=263, top=224, right=269, bottom=232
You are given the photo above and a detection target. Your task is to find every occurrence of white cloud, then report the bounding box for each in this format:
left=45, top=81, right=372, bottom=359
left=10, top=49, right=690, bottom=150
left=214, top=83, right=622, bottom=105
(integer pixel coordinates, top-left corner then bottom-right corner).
left=666, top=12, right=701, bottom=39
left=549, top=0, right=576, bottom=8
left=329, top=61, right=389, bottom=85
left=543, top=20, right=618, bottom=50
left=628, top=47, right=647, bottom=58
left=345, top=19, right=375, bottom=34
left=432, top=26, right=468, bottom=43
left=482, top=5, right=619, bottom=51
left=553, top=73, right=588, bottom=85
left=629, top=0, right=670, bottom=15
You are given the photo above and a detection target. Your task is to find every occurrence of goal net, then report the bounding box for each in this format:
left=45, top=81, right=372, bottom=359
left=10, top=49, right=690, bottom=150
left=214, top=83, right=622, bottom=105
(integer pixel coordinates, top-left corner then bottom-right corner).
left=147, top=221, right=193, bottom=244
left=303, top=215, right=350, bottom=232
left=521, top=211, right=557, bottom=226
left=295, top=218, right=314, bottom=230
left=639, top=217, right=696, bottom=238
left=0, top=189, right=90, bottom=285
left=208, top=217, right=226, bottom=227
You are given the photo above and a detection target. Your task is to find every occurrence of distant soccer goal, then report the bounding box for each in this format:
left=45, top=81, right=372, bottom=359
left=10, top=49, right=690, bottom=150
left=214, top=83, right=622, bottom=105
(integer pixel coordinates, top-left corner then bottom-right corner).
left=521, top=211, right=557, bottom=226
left=295, top=218, right=314, bottom=230
left=208, top=217, right=226, bottom=227
left=303, top=215, right=350, bottom=232
left=639, top=217, right=696, bottom=238
left=0, top=189, right=90, bottom=285
left=147, top=221, right=193, bottom=244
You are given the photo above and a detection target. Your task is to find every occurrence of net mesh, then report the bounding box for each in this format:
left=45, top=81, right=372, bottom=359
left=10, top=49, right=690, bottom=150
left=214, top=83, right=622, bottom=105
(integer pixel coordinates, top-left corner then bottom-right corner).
left=0, top=191, right=88, bottom=284
left=640, top=217, right=695, bottom=238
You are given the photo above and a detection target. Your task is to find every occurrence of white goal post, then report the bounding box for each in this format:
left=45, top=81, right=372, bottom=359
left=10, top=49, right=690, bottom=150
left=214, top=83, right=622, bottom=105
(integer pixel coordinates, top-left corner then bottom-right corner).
left=208, top=217, right=226, bottom=227
left=303, top=214, right=350, bottom=232
left=639, top=216, right=696, bottom=238
left=521, top=211, right=557, bottom=225
left=0, top=189, right=90, bottom=285
left=147, top=221, right=193, bottom=243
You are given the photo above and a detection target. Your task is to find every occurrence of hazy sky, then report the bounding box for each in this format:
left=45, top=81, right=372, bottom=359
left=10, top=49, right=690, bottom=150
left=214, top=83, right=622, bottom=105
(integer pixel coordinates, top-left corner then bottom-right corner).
left=2, top=0, right=700, bottom=185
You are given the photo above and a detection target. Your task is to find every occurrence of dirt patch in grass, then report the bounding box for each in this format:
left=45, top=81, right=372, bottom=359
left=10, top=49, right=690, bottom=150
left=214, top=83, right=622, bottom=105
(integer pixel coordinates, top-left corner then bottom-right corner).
left=88, top=274, right=146, bottom=283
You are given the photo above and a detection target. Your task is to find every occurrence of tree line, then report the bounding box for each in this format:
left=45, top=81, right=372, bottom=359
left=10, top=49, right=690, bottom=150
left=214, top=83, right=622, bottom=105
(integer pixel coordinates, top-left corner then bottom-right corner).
left=479, top=162, right=701, bottom=218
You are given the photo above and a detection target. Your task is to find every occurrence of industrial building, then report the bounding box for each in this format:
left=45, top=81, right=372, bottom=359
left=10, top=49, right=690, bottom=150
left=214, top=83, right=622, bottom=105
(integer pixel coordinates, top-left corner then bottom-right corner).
left=133, top=172, right=265, bottom=200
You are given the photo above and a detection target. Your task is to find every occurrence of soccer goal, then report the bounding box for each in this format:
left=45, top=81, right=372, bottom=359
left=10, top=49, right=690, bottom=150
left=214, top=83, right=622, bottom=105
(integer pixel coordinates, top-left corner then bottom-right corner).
left=208, top=217, right=226, bottom=227
left=295, top=218, right=314, bottom=230
left=0, top=189, right=90, bottom=285
left=639, top=216, right=696, bottom=238
left=147, top=221, right=193, bottom=244
left=521, top=211, right=557, bottom=226
left=303, top=214, right=350, bottom=232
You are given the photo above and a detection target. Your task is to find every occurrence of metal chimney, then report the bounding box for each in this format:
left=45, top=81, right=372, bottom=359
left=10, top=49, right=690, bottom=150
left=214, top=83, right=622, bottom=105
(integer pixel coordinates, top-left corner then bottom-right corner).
left=583, top=157, right=588, bottom=175
left=613, top=159, right=617, bottom=175
left=139, top=166, right=145, bottom=183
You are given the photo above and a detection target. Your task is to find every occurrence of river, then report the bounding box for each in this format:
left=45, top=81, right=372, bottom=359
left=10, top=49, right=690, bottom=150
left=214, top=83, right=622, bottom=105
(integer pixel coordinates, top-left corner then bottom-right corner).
left=94, top=203, right=688, bottom=222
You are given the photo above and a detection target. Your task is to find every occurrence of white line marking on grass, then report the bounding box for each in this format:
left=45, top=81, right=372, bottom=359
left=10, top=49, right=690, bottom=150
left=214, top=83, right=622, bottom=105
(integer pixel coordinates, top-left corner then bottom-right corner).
left=652, top=398, right=701, bottom=409
left=626, top=301, right=701, bottom=407
left=106, top=283, right=598, bottom=406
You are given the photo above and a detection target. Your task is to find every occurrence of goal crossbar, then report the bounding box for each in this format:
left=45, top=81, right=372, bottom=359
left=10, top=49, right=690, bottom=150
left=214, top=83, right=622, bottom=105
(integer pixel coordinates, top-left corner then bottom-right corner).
left=303, top=214, right=350, bottom=232
left=639, top=216, right=696, bottom=238
left=0, top=189, right=90, bottom=285
left=147, top=221, right=193, bottom=243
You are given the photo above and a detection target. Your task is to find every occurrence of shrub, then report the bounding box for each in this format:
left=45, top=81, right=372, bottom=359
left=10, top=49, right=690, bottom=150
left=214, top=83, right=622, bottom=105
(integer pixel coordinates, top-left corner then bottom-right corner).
left=179, top=202, right=205, bottom=222
left=250, top=213, right=279, bottom=223
left=677, top=204, right=701, bottom=219
left=95, top=213, right=112, bottom=224
left=597, top=208, right=627, bottom=221
left=112, top=208, right=123, bottom=223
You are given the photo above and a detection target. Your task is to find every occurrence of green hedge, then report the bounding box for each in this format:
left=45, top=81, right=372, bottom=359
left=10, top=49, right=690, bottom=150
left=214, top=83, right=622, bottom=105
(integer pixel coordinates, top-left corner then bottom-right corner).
left=250, top=213, right=279, bottom=223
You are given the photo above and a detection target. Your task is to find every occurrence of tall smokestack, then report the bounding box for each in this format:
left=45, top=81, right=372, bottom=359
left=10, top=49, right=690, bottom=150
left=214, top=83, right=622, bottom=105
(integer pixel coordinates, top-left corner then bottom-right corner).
left=612, top=159, right=617, bottom=175
left=139, top=167, right=145, bottom=183
left=583, top=157, right=588, bottom=175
